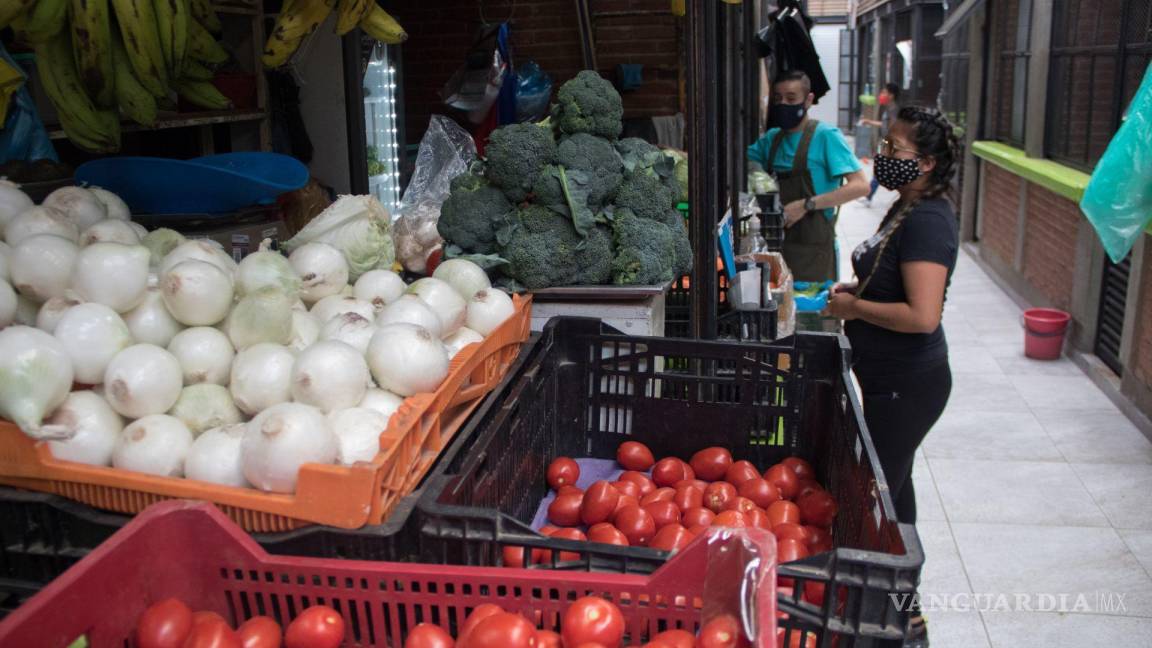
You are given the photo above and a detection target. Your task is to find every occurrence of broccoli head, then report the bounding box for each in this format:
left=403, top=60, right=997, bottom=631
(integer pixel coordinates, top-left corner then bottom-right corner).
left=615, top=138, right=683, bottom=205
left=615, top=137, right=662, bottom=171
left=657, top=209, right=693, bottom=277
left=485, top=123, right=557, bottom=203
left=499, top=205, right=613, bottom=289
left=557, top=133, right=623, bottom=205
left=437, top=171, right=514, bottom=254
left=610, top=208, right=678, bottom=286
left=531, top=164, right=567, bottom=206
left=613, top=170, right=676, bottom=222
left=553, top=71, right=624, bottom=140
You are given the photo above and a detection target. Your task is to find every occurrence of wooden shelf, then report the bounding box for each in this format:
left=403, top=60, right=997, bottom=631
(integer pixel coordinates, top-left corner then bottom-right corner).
left=49, top=110, right=267, bottom=140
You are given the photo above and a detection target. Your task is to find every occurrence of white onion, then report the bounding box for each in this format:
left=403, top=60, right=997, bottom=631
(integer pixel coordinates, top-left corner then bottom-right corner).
left=328, top=407, right=390, bottom=465
left=310, top=295, right=375, bottom=326
left=290, top=340, right=369, bottom=413
left=141, top=228, right=185, bottom=267
left=168, top=384, right=243, bottom=436
left=320, top=312, right=375, bottom=354
left=127, top=221, right=148, bottom=239
left=443, top=327, right=485, bottom=358
left=53, top=303, right=133, bottom=384
left=184, top=424, right=249, bottom=487
left=44, top=391, right=124, bottom=466
left=168, top=327, right=234, bottom=385
left=159, top=239, right=237, bottom=278
left=80, top=219, right=140, bottom=246
left=236, top=250, right=300, bottom=298
left=292, top=299, right=308, bottom=313
left=353, top=270, right=406, bottom=312
left=112, top=414, right=193, bottom=477
left=103, top=344, right=183, bottom=418
left=407, top=277, right=466, bottom=336
left=241, top=402, right=337, bottom=493
left=288, top=311, right=320, bottom=351
left=0, top=326, right=74, bottom=437
left=289, top=242, right=348, bottom=304
left=375, top=294, right=443, bottom=338
left=36, top=294, right=83, bottom=333
left=14, top=295, right=38, bottom=325
left=72, top=243, right=151, bottom=312
left=87, top=187, right=130, bottom=220
left=5, top=206, right=80, bottom=246
left=161, top=259, right=234, bottom=326
left=433, top=259, right=491, bottom=300
left=0, top=280, right=15, bottom=328
left=9, top=234, right=79, bottom=303
left=43, top=187, right=106, bottom=230
left=0, top=180, right=33, bottom=236
left=230, top=343, right=295, bottom=416
left=467, top=289, right=516, bottom=336
left=367, top=323, right=450, bottom=396
left=225, top=288, right=294, bottom=350
left=122, top=286, right=184, bottom=346
left=0, top=240, right=10, bottom=282
left=358, top=388, right=405, bottom=419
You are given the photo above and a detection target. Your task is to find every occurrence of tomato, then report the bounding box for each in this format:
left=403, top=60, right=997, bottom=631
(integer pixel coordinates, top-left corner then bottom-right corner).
left=672, top=485, right=703, bottom=510
left=616, top=441, right=656, bottom=471
left=681, top=506, right=715, bottom=528
left=612, top=494, right=640, bottom=520
left=674, top=478, right=709, bottom=492
left=640, top=487, right=675, bottom=506
left=612, top=480, right=640, bottom=499
left=457, top=604, right=504, bottom=647
left=711, top=510, right=748, bottom=528
left=778, top=538, right=810, bottom=563
left=136, top=598, right=194, bottom=648
left=810, top=536, right=834, bottom=554
left=183, top=618, right=241, bottom=648
left=403, top=624, right=453, bottom=648
left=535, top=630, right=562, bottom=648
left=614, top=506, right=656, bottom=546
left=764, top=464, right=800, bottom=500
left=619, top=471, right=656, bottom=496
left=704, top=482, right=737, bottom=513
left=687, top=524, right=710, bottom=536
left=766, top=500, right=801, bottom=527
left=468, top=612, right=536, bottom=648
left=745, top=508, right=772, bottom=530
left=723, top=460, right=761, bottom=487
left=588, top=522, right=629, bottom=546
left=561, top=596, right=625, bottom=648
left=776, top=629, right=816, bottom=648
left=773, top=523, right=809, bottom=543
left=425, top=248, right=444, bottom=275
left=794, top=479, right=820, bottom=501
left=651, top=458, right=690, bottom=488
left=581, top=481, right=621, bottom=526
left=802, top=580, right=826, bottom=606
left=547, top=492, right=584, bottom=526
left=652, top=629, right=695, bottom=648
left=698, top=614, right=744, bottom=648
left=805, top=526, right=832, bottom=551
left=724, top=496, right=758, bottom=515
left=284, top=606, right=343, bottom=648
left=649, top=524, right=693, bottom=552
left=781, top=457, right=815, bottom=481
left=736, top=478, right=779, bottom=508
left=559, top=485, right=585, bottom=496
left=796, top=490, right=838, bottom=528
left=502, top=545, right=528, bottom=568
left=643, top=500, right=681, bottom=528
left=192, top=612, right=228, bottom=628
left=680, top=460, right=696, bottom=481
left=237, top=617, right=282, bottom=648
left=689, top=447, right=732, bottom=481
left=549, top=527, right=588, bottom=562
left=547, top=457, right=580, bottom=490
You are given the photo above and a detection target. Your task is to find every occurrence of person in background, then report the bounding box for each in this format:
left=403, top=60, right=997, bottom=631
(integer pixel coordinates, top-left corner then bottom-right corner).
left=747, top=71, right=869, bottom=282
left=824, top=105, right=961, bottom=648
left=858, top=83, right=903, bottom=206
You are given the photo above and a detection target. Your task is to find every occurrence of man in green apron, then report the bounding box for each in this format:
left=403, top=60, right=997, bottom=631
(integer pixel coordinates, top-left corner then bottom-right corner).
left=747, top=71, right=870, bottom=282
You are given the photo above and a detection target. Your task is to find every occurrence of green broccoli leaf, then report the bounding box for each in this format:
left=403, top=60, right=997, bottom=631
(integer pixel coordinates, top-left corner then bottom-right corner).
left=556, top=167, right=596, bottom=238
left=495, top=218, right=520, bottom=247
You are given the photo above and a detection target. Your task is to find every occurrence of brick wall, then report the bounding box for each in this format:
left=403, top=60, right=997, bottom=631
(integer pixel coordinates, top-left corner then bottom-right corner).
left=1021, top=184, right=1080, bottom=311
left=980, top=165, right=1020, bottom=267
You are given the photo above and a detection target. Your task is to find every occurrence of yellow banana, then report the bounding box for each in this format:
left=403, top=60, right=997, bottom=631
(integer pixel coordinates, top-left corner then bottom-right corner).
left=189, top=0, right=220, bottom=33
left=112, top=32, right=157, bottom=126
left=0, top=0, right=35, bottom=30
left=71, top=0, right=116, bottom=107
left=24, top=0, right=69, bottom=43
left=109, top=0, right=169, bottom=96
left=262, top=0, right=336, bottom=68
left=188, top=18, right=228, bottom=64
left=35, top=31, right=120, bottom=152
left=171, top=0, right=190, bottom=74
left=173, top=79, right=230, bottom=110
left=153, top=0, right=188, bottom=75
left=181, top=58, right=215, bottom=81
left=359, top=5, right=406, bottom=44
left=335, top=0, right=372, bottom=36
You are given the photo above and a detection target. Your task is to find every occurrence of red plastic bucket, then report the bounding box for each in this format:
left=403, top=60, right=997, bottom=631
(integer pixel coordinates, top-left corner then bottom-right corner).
left=1023, top=308, right=1071, bottom=360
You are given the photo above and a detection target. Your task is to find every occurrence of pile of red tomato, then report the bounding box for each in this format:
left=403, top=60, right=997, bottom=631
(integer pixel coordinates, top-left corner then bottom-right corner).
left=135, top=599, right=343, bottom=648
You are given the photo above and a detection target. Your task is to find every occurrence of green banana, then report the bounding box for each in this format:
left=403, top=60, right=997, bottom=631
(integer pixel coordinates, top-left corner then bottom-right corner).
left=188, top=18, right=228, bottom=64
left=24, top=0, right=70, bottom=43
left=335, top=0, right=372, bottom=36
left=154, top=0, right=190, bottom=76
left=70, top=0, right=116, bottom=107
left=35, top=31, right=120, bottom=152
left=262, top=0, right=336, bottom=68
left=181, top=58, right=215, bottom=81
left=173, top=79, right=230, bottom=110
left=359, top=5, right=406, bottom=44
left=172, top=0, right=189, bottom=74
left=0, top=0, right=35, bottom=30
left=189, top=0, right=220, bottom=33
left=109, top=0, right=169, bottom=96
left=112, top=32, right=157, bottom=126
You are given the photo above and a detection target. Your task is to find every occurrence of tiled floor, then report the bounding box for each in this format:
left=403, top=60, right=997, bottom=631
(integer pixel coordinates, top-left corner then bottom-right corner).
left=835, top=190, right=1152, bottom=646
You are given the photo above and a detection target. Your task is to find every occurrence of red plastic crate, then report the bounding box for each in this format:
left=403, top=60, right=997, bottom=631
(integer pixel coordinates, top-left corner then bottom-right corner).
left=0, top=501, right=778, bottom=647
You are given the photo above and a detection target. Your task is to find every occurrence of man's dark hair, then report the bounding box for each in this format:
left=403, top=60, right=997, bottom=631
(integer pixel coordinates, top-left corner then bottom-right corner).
left=884, top=83, right=901, bottom=101
left=772, top=70, right=812, bottom=94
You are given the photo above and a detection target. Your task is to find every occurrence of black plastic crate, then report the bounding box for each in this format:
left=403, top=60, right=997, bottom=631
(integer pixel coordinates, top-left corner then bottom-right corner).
left=717, top=305, right=778, bottom=342
left=667, top=273, right=778, bottom=342
left=417, top=317, right=922, bottom=647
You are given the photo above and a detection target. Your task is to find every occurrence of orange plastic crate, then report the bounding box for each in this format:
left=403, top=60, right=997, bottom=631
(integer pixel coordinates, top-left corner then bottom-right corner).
left=0, top=295, right=532, bottom=533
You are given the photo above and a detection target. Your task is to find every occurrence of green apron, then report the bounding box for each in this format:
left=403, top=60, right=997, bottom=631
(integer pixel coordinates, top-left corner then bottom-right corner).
left=767, top=120, right=838, bottom=282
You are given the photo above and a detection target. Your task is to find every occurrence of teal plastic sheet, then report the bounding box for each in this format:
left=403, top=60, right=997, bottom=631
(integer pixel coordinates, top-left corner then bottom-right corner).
left=1080, top=62, right=1152, bottom=263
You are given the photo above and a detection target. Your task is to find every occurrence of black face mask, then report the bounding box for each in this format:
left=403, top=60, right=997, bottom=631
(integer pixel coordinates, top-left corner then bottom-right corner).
left=769, top=102, right=806, bottom=130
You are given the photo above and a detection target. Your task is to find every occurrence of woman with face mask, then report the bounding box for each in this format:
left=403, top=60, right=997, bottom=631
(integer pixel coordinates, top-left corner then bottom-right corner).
left=824, top=105, right=960, bottom=647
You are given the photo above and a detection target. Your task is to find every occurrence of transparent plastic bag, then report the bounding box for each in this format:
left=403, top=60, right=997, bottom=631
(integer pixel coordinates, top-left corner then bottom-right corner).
left=700, top=527, right=778, bottom=647
left=441, top=24, right=507, bottom=124
left=1080, top=63, right=1152, bottom=264
left=515, top=60, right=552, bottom=123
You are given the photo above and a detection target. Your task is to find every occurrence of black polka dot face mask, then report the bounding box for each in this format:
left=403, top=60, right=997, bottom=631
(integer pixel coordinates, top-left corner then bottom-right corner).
left=874, top=154, right=922, bottom=190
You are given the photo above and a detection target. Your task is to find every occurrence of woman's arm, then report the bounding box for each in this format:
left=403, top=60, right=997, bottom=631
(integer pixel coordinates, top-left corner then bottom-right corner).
left=825, top=261, right=949, bottom=334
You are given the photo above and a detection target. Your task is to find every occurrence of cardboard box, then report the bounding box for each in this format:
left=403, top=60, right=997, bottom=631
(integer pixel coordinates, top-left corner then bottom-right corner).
left=187, top=216, right=290, bottom=262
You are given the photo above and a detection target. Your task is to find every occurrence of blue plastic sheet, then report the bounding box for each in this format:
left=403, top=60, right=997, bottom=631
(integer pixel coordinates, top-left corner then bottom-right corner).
left=515, top=60, right=552, bottom=123
left=1080, top=62, right=1152, bottom=263
left=0, top=46, right=57, bottom=164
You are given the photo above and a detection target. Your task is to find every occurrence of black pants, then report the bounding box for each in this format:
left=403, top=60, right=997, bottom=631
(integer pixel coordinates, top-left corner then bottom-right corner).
left=854, top=360, right=952, bottom=524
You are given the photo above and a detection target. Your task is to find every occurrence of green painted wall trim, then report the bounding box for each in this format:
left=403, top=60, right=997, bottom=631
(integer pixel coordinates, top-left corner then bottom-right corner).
left=971, top=141, right=1091, bottom=202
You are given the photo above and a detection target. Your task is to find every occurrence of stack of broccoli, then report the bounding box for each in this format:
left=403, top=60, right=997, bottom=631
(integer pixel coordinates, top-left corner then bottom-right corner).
left=437, top=70, right=691, bottom=290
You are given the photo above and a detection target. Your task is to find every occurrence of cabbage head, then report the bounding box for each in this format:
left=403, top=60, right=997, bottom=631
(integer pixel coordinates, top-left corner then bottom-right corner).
left=282, top=195, right=395, bottom=281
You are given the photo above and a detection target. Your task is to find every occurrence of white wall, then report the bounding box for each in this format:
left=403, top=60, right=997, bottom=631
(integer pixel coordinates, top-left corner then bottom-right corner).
left=296, top=15, right=351, bottom=194
left=809, top=24, right=845, bottom=127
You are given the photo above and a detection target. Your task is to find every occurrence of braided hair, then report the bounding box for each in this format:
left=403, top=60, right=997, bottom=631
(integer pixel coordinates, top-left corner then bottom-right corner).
left=856, top=105, right=960, bottom=296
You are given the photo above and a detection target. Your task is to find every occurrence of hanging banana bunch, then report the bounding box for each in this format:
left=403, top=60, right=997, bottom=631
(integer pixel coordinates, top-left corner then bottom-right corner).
left=262, top=0, right=407, bottom=69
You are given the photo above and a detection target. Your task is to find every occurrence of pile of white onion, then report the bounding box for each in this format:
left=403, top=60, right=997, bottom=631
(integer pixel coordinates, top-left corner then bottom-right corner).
left=0, top=184, right=517, bottom=495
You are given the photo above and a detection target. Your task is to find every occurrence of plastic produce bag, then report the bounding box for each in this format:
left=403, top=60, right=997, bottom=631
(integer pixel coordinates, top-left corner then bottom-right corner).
left=0, top=44, right=57, bottom=164
left=1080, top=63, right=1152, bottom=263
left=515, top=60, right=552, bottom=123
left=441, top=24, right=508, bottom=124
left=700, top=527, right=777, bottom=647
